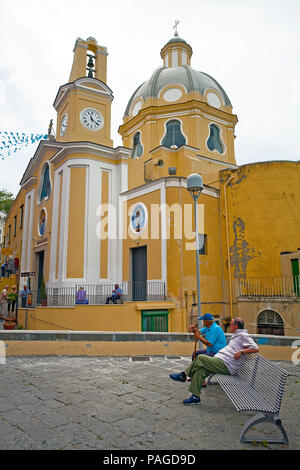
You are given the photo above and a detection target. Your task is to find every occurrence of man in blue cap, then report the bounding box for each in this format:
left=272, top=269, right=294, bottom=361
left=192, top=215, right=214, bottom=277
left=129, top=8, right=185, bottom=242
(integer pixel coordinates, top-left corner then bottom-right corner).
left=192, top=313, right=227, bottom=359
left=169, top=317, right=259, bottom=405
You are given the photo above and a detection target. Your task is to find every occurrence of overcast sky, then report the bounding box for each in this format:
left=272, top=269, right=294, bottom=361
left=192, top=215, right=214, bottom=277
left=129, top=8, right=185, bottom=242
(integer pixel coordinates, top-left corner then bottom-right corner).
left=0, top=0, right=299, bottom=197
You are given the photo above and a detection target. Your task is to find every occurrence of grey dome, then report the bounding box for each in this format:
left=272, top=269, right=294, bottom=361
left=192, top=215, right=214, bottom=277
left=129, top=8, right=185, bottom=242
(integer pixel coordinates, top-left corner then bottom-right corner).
left=124, top=65, right=232, bottom=117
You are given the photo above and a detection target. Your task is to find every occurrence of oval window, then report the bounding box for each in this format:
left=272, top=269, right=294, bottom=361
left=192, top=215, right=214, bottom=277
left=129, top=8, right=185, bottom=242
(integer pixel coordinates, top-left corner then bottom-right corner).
left=163, top=88, right=183, bottom=102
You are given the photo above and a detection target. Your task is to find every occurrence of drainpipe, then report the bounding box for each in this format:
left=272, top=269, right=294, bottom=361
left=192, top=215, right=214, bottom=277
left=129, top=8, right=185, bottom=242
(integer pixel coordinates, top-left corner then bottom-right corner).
left=224, top=175, right=234, bottom=319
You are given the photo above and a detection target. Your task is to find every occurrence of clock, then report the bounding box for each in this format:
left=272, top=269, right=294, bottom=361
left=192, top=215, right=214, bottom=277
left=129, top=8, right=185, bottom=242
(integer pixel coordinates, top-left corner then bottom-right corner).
left=130, top=204, right=147, bottom=233
left=60, top=113, right=68, bottom=137
left=80, top=108, right=104, bottom=131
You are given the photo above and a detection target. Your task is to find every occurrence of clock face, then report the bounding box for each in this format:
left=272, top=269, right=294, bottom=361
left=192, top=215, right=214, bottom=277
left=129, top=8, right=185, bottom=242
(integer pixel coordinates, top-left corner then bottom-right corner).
left=130, top=204, right=147, bottom=233
left=60, top=113, right=68, bottom=137
left=80, top=108, right=104, bottom=131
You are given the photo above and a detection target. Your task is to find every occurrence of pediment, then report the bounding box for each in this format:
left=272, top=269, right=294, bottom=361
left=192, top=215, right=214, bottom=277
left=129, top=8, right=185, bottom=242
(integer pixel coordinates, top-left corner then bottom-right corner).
left=75, top=77, right=112, bottom=95
left=53, top=77, right=113, bottom=111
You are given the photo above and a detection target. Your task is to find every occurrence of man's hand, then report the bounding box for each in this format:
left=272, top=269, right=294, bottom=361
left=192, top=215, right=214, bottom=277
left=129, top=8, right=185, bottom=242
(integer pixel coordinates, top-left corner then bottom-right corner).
left=234, top=350, right=243, bottom=360
left=194, top=329, right=201, bottom=341
left=188, top=322, right=198, bottom=333
left=235, top=347, right=259, bottom=359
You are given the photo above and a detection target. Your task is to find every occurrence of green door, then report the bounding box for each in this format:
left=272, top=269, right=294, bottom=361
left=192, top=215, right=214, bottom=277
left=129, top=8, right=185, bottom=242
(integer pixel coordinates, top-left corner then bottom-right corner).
left=291, top=259, right=300, bottom=296
left=141, top=310, right=169, bottom=332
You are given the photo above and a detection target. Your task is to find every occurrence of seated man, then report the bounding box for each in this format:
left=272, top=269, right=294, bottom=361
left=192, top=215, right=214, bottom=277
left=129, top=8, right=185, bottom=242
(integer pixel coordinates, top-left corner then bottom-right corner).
left=191, top=313, right=227, bottom=359
left=106, top=284, right=122, bottom=304
left=75, top=286, right=89, bottom=304
left=189, top=313, right=227, bottom=386
left=169, top=317, right=259, bottom=406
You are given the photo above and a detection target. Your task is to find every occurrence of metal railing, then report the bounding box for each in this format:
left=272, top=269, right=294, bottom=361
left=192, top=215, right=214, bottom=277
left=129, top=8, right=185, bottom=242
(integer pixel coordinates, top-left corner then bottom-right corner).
left=28, top=281, right=166, bottom=307
left=237, top=275, right=300, bottom=299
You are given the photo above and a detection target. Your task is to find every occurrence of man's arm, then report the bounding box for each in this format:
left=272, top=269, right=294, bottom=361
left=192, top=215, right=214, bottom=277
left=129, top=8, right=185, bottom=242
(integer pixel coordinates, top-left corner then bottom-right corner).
left=234, top=347, right=259, bottom=360
left=194, top=329, right=213, bottom=348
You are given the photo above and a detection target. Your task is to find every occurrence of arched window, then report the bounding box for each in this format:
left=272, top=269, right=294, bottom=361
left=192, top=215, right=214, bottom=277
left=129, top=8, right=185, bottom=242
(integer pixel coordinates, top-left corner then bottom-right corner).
left=38, top=163, right=51, bottom=203
left=207, top=124, right=224, bottom=154
left=257, top=310, right=284, bottom=336
left=131, top=132, right=143, bottom=159
left=161, top=120, right=186, bottom=149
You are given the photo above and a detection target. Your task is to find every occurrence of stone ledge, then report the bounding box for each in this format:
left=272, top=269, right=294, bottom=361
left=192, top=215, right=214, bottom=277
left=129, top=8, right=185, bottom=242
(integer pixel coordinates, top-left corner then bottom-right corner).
left=0, top=330, right=193, bottom=342
left=0, top=330, right=299, bottom=347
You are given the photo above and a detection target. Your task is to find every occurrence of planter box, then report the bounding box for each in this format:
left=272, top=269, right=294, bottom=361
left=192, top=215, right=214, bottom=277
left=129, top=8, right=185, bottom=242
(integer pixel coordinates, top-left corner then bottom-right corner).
left=3, top=322, right=16, bottom=330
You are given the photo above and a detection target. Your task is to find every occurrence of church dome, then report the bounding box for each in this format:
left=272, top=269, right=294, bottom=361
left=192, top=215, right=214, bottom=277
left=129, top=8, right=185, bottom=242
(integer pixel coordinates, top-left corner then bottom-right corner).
left=124, top=34, right=232, bottom=118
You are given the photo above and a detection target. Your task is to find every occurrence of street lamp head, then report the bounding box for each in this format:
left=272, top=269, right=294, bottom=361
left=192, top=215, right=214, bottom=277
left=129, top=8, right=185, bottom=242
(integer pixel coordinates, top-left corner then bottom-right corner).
left=187, top=173, right=203, bottom=199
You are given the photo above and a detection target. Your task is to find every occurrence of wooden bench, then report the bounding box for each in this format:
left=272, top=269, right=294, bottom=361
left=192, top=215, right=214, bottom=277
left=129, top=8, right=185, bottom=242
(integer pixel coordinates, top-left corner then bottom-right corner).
left=207, top=353, right=290, bottom=444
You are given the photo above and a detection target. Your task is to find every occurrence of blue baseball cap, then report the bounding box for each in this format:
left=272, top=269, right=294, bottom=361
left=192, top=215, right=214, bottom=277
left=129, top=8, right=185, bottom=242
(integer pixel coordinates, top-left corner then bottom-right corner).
left=199, top=313, right=214, bottom=321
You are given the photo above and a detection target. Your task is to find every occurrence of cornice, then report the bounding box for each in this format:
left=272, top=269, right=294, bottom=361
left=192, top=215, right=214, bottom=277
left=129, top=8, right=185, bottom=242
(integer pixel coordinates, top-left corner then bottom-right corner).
left=120, top=176, right=219, bottom=199
left=49, top=141, right=131, bottom=167
left=20, top=141, right=63, bottom=186
left=119, top=99, right=237, bottom=137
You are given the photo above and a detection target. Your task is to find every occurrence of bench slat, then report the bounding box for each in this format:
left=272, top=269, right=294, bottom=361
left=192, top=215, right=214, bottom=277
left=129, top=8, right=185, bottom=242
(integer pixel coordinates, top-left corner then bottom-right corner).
left=237, top=354, right=289, bottom=412
left=215, top=374, right=278, bottom=413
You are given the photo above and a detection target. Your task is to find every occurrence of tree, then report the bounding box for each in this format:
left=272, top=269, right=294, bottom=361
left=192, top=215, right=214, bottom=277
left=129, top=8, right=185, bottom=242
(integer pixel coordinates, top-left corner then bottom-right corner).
left=0, top=188, right=15, bottom=214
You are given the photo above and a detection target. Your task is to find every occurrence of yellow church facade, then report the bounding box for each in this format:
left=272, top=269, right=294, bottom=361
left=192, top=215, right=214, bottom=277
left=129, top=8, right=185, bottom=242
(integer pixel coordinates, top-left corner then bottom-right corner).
left=3, top=34, right=300, bottom=336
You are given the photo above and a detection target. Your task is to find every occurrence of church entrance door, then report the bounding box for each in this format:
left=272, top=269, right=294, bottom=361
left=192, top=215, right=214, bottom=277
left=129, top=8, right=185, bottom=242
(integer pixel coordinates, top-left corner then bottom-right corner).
left=37, top=251, right=45, bottom=304
left=131, top=246, right=147, bottom=301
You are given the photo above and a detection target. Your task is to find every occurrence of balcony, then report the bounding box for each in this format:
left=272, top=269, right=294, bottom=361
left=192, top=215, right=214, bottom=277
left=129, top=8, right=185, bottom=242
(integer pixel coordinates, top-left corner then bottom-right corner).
left=28, top=281, right=166, bottom=307
left=237, top=275, right=300, bottom=299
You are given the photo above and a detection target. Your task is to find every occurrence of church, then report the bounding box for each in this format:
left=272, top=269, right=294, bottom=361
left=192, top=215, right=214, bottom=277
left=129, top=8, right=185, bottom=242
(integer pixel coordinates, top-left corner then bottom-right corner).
left=3, top=31, right=300, bottom=336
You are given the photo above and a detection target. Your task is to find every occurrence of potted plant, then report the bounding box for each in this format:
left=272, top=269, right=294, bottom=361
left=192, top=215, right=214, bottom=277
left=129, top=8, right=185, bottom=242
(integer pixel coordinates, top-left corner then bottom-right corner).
left=3, top=320, right=16, bottom=330
left=40, top=275, right=47, bottom=306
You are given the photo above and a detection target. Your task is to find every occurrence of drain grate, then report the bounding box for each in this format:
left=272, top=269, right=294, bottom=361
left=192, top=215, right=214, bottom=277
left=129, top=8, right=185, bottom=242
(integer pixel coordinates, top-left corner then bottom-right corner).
left=131, top=356, right=151, bottom=361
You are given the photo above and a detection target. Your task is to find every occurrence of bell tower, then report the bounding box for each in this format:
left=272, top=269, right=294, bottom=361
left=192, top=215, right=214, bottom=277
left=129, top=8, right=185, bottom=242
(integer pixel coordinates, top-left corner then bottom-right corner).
left=53, top=37, right=113, bottom=147
left=69, top=36, right=108, bottom=83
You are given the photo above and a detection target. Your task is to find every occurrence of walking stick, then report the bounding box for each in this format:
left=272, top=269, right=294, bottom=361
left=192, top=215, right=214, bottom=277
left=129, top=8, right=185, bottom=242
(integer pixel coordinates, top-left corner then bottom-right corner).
left=192, top=328, right=199, bottom=360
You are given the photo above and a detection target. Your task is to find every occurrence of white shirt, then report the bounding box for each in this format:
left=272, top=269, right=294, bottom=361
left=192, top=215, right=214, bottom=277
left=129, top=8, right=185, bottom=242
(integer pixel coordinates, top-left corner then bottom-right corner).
left=215, top=329, right=258, bottom=375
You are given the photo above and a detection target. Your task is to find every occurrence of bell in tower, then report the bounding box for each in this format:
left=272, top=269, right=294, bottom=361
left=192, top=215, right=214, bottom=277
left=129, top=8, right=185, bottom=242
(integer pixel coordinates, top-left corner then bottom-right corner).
left=54, top=36, right=113, bottom=147
left=69, top=36, right=108, bottom=84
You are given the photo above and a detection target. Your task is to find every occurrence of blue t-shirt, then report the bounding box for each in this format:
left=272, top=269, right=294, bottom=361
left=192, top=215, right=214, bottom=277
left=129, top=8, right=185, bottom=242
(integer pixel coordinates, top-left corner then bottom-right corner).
left=200, top=322, right=227, bottom=354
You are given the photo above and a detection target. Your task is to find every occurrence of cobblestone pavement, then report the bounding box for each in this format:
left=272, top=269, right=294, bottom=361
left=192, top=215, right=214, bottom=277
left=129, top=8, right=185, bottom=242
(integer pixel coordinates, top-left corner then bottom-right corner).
left=0, top=355, right=299, bottom=450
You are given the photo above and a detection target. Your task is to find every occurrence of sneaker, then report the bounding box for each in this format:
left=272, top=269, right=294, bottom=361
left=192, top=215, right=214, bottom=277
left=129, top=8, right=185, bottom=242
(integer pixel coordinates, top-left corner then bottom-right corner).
left=183, top=394, right=201, bottom=406
left=169, top=372, right=186, bottom=382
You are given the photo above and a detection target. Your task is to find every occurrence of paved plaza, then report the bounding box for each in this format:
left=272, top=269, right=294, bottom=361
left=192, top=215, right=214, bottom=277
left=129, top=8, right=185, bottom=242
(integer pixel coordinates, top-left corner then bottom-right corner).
left=0, top=355, right=299, bottom=451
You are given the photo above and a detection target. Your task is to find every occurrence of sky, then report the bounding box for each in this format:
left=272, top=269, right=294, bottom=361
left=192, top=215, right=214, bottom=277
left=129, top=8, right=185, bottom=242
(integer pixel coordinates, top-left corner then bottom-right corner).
left=0, top=0, right=299, bottom=197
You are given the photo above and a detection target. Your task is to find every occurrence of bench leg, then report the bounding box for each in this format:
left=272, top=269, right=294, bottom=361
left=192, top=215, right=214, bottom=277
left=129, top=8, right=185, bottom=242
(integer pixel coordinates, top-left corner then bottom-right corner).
left=240, top=412, right=289, bottom=445
left=207, top=374, right=218, bottom=385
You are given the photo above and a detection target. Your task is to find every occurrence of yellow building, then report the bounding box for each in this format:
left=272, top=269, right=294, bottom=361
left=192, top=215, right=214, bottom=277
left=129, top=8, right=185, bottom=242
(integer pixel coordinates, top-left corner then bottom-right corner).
left=3, top=33, right=300, bottom=336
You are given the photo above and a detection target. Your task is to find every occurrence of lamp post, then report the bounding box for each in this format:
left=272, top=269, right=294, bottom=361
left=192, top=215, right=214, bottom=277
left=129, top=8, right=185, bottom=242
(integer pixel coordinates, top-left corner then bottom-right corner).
left=187, top=173, right=203, bottom=323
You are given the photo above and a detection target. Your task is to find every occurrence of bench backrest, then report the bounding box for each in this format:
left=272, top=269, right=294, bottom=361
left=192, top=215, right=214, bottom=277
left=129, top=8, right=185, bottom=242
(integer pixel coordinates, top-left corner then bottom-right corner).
left=237, top=354, right=289, bottom=413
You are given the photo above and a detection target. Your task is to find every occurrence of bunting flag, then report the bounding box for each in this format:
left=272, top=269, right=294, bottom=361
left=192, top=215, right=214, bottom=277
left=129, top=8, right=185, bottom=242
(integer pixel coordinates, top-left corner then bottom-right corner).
left=0, top=131, right=48, bottom=160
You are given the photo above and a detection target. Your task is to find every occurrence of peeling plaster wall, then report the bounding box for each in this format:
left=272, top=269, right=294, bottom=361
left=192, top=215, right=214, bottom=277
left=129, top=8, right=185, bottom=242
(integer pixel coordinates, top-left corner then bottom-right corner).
left=221, top=161, right=300, bottom=280
left=229, top=217, right=261, bottom=279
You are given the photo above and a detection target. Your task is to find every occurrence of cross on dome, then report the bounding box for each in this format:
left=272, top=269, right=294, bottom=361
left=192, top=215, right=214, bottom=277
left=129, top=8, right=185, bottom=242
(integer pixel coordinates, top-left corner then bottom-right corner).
left=173, top=19, right=180, bottom=37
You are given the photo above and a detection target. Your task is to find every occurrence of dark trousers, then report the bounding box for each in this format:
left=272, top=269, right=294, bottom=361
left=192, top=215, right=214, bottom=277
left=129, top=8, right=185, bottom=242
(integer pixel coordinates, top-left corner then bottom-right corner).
left=106, top=294, right=120, bottom=304
left=192, top=349, right=216, bottom=361
left=8, top=301, right=16, bottom=313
